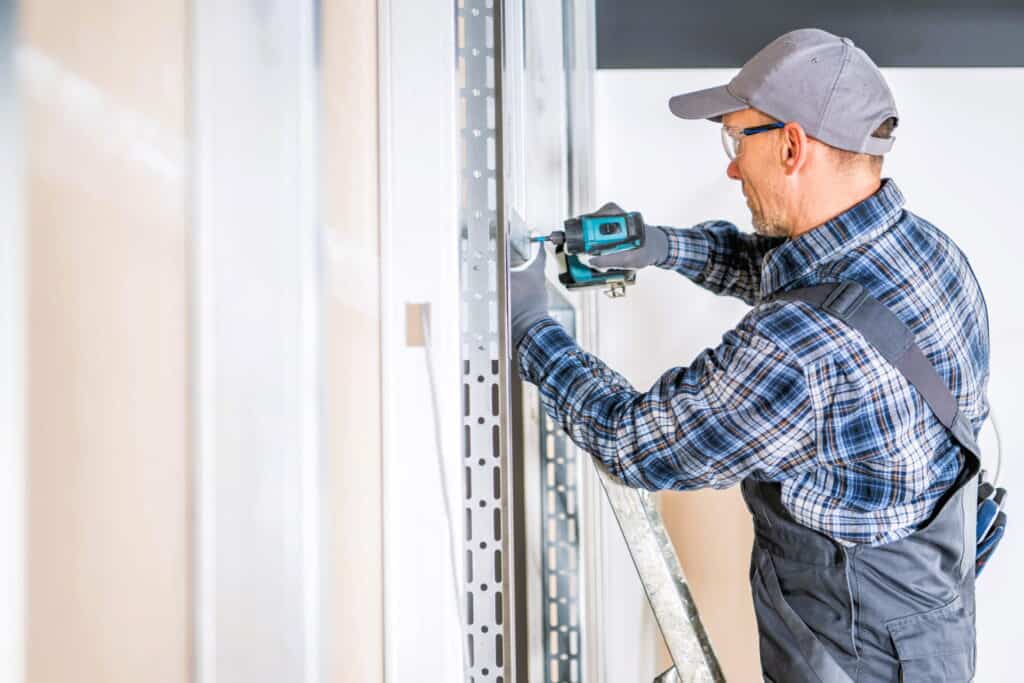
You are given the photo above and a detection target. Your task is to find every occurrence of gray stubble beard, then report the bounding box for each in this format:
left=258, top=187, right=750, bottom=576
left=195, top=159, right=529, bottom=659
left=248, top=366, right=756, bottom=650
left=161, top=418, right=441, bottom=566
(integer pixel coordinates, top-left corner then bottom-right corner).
left=751, top=209, right=789, bottom=238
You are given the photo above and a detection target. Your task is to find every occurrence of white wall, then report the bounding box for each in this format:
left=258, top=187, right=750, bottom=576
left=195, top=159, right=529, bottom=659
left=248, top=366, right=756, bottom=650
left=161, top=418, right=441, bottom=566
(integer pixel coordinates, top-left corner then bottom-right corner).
left=379, top=0, right=465, bottom=679
left=594, top=67, right=1024, bottom=681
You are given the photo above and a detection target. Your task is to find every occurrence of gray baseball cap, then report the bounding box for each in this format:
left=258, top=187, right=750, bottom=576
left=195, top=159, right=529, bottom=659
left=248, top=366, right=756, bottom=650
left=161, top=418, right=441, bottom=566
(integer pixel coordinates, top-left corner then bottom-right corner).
left=669, top=28, right=898, bottom=155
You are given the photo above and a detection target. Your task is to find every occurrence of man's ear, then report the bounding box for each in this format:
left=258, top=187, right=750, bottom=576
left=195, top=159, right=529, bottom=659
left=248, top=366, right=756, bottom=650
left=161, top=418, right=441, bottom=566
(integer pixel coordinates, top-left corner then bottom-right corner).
left=781, top=122, right=809, bottom=175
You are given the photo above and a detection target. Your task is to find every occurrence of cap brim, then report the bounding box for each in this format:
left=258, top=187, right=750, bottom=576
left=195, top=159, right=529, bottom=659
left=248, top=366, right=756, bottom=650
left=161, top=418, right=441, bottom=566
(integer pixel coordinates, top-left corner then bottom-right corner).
left=668, top=84, right=748, bottom=122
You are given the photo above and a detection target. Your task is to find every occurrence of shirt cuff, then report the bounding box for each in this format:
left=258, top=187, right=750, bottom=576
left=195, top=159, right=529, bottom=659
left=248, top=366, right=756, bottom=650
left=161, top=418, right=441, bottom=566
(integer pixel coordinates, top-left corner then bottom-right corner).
left=656, top=226, right=711, bottom=280
left=517, top=316, right=576, bottom=383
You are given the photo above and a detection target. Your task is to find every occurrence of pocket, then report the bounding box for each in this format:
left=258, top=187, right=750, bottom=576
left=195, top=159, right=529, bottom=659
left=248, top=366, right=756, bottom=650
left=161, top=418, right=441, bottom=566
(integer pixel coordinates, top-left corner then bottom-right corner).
left=752, top=551, right=855, bottom=683
left=885, top=594, right=975, bottom=682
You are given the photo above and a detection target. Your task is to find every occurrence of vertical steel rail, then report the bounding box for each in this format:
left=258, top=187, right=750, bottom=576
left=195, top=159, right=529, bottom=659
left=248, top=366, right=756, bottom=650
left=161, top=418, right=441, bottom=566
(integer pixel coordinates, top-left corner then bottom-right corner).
left=559, top=2, right=605, bottom=681
left=538, top=301, right=584, bottom=683
left=500, top=1, right=586, bottom=680
left=458, top=0, right=517, bottom=680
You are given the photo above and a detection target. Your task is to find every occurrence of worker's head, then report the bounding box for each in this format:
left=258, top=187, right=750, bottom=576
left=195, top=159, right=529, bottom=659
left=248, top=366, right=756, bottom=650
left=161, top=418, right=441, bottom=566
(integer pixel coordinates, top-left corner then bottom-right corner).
left=668, top=28, right=898, bottom=238
left=718, top=107, right=897, bottom=237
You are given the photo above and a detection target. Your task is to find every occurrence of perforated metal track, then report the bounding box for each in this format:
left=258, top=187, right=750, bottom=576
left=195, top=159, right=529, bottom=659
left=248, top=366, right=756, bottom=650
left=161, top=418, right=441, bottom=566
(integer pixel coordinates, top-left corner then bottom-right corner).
left=540, top=304, right=582, bottom=683
left=458, top=0, right=507, bottom=680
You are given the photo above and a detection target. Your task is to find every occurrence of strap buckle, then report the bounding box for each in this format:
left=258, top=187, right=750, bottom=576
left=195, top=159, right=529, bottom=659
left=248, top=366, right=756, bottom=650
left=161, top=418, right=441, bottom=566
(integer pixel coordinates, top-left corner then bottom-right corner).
left=821, top=281, right=867, bottom=319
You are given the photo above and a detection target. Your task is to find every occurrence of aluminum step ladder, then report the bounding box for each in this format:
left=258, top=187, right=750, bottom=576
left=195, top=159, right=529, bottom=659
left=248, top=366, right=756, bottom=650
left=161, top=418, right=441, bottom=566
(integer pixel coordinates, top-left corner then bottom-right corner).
left=593, top=465, right=726, bottom=683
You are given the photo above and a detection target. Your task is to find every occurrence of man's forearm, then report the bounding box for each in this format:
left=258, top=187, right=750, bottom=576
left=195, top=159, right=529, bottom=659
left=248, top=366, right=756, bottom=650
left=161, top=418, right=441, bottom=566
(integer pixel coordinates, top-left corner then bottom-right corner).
left=657, top=221, right=785, bottom=305
left=516, top=312, right=817, bottom=494
left=516, top=317, right=657, bottom=488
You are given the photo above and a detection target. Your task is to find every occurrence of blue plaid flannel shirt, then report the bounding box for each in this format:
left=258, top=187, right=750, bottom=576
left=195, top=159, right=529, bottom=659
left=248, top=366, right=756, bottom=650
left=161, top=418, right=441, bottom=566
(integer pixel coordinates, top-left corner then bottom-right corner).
left=518, top=179, right=990, bottom=546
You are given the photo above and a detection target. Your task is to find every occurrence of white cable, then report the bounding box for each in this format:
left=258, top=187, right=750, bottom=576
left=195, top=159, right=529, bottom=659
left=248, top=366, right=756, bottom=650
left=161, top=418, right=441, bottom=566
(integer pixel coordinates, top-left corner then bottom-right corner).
left=988, top=401, right=1004, bottom=487
left=420, top=310, right=471, bottom=679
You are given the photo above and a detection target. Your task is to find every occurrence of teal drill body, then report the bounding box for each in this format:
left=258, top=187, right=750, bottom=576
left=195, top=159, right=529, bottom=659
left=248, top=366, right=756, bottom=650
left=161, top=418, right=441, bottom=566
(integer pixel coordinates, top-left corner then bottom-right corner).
left=531, top=209, right=645, bottom=296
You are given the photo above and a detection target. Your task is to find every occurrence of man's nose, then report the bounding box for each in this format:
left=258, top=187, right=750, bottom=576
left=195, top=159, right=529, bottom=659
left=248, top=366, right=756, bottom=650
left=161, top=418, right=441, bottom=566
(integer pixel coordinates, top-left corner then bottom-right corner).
left=726, top=160, right=742, bottom=181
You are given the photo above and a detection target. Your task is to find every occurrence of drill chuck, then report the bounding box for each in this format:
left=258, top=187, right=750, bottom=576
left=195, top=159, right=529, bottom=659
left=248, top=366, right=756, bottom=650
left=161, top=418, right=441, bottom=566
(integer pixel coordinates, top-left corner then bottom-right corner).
left=530, top=231, right=566, bottom=247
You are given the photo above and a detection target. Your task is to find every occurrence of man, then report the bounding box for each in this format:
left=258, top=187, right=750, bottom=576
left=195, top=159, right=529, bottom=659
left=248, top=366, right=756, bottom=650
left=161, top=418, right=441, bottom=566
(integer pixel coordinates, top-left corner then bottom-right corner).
left=510, top=28, right=989, bottom=682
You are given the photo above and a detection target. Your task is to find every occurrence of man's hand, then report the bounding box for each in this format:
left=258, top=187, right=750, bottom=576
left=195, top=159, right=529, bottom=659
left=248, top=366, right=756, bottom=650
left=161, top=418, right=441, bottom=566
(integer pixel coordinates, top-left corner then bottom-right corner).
left=510, top=245, right=550, bottom=349
left=586, top=202, right=668, bottom=270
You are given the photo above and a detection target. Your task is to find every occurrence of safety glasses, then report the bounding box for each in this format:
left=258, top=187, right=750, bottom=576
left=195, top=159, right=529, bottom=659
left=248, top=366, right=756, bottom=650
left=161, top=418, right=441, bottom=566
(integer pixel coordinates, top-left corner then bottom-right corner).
left=720, top=122, right=785, bottom=161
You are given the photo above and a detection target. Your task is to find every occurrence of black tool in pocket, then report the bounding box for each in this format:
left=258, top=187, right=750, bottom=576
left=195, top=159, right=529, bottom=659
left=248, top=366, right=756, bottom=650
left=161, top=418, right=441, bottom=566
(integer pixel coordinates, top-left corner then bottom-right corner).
left=975, top=469, right=1007, bottom=577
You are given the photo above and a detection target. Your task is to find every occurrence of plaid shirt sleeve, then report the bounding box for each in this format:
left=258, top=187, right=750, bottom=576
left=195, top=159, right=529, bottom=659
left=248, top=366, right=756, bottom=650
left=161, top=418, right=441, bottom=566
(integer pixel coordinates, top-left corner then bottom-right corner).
left=654, top=221, right=786, bottom=306
left=517, top=316, right=818, bottom=491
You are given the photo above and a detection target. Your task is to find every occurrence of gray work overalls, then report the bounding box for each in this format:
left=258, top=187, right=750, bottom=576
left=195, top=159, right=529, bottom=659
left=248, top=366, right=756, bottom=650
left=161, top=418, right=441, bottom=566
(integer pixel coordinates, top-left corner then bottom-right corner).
left=747, top=282, right=981, bottom=682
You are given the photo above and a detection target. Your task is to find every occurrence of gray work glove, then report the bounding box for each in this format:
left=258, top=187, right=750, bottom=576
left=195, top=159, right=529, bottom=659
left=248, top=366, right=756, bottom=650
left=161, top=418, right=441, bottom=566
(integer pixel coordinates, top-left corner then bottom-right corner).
left=585, top=202, right=669, bottom=270
left=509, top=245, right=550, bottom=349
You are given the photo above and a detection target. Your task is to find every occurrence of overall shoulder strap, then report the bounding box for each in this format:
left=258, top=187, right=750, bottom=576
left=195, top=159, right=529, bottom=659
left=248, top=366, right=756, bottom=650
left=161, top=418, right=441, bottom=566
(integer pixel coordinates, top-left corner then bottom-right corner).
left=770, top=281, right=980, bottom=467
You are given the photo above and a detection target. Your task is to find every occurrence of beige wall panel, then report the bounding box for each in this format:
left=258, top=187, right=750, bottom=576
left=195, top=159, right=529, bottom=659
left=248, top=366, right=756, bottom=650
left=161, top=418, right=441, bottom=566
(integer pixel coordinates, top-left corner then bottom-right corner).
left=656, top=489, right=760, bottom=681
left=322, top=0, right=384, bottom=681
left=21, top=1, right=188, bottom=681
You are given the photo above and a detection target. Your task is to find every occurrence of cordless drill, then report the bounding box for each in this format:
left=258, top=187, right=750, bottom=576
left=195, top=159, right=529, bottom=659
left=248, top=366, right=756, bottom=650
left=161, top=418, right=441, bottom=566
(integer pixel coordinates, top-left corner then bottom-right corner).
left=530, top=204, right=646, bottom=297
